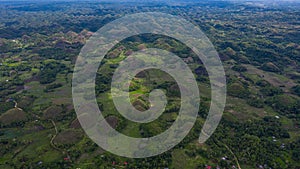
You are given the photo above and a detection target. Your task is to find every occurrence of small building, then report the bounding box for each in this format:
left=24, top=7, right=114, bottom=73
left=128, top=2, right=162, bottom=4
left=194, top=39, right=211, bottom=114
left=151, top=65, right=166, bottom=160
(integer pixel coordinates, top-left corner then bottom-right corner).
left=206, top=166, right=212, bottom=169
left=64, top=157, right=70, bottom=161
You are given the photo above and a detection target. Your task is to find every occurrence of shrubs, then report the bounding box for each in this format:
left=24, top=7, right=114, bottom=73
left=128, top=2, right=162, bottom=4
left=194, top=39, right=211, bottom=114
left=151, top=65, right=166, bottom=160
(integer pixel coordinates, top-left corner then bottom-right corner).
left=261, top=62, right=281, bottom=73
left=291, top=85, right=300, bottom=96
left=0, top=101, right=15, bottom=114
left=247, top=97, right=264, bottom=108
left=95, top=73, right=111, bottom=94
left=43, top=105, right=64, bottom=120
left=255, top=80, right=270, bottom=87
left=0, top=108, right=27, bottom=127
left=227, top=83, right=250, bottom=98
left=265, top=95, right=300, bottom=115
left=44, top=83, right=63, bottom=92
left=16, top=96, right=35, bottom=112
left=232, top=65, right=247, bottom=72
left=260, top=86, right=283, bottom=97
left=39, top=62, right=66, bottom=84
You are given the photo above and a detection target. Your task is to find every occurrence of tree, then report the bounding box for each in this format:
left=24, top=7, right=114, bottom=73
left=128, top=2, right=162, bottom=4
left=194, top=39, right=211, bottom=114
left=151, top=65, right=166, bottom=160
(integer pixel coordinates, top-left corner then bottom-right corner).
left=291, top=85, right=300, bottom=96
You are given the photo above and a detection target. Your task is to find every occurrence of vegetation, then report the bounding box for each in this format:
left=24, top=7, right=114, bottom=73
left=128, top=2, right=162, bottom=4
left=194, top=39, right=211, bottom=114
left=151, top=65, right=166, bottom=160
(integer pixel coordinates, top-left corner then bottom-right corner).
left=0, top=0, right=299, bottom=168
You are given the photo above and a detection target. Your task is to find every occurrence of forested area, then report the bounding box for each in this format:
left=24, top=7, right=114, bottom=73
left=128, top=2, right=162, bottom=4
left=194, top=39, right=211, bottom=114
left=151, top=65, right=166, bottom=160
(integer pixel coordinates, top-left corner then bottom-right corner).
left=0, top=0, right=299, bottom=168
